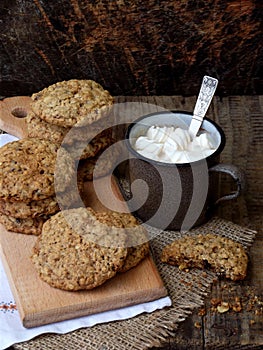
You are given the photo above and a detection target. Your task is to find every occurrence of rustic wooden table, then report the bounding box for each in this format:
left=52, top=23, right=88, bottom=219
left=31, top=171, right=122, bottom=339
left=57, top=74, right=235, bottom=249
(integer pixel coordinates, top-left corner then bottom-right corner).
left=3, top=95, right=263, bottom=350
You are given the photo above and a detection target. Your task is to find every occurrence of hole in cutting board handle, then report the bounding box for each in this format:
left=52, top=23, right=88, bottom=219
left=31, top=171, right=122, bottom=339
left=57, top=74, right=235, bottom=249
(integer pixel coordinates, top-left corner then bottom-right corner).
left=11, top=107, right=28, bottom=118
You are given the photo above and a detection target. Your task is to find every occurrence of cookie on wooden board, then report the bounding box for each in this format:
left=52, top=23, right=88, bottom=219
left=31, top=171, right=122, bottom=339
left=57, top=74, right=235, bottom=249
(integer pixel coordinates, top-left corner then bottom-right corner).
left=119, top=244, right=150, bottom=273
left=26, top=111, right=69, bottom=145
left=31, top=207, right=128, bottom=291
left=77, top=142, right=121, bottom=181
left=26, top=111, right=113, bottom=150
left=31, top=79, right=114, bottom=128
left=119, top=234, right=150, bottom=273
left=0, top=212, right=49, bottom=235
left=0, top=196, right=59, bottom=218
left=95, top=210, right=150, bottom=273
left=161, top=233, right=248, bottom=281
left=65, top=129, right=115, bottom=160
left=0, top=138, right=74, bottom=202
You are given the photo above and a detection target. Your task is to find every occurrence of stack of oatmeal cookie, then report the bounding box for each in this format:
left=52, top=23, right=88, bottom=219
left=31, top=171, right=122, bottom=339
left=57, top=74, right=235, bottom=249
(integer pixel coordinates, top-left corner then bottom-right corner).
left=0, top=138, right=75, bottom=235
left=0, top=79, right=151, bottom=290
left=26, top=79, right=118, bottom=180
left=27, top=79, right=114, bottom=143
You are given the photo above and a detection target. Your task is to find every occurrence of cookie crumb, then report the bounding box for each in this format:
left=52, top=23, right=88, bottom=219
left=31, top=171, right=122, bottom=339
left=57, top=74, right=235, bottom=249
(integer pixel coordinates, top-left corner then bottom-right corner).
left=217, top=302, right=230, bottom=313
left=194, top=322, right=202, bottom=329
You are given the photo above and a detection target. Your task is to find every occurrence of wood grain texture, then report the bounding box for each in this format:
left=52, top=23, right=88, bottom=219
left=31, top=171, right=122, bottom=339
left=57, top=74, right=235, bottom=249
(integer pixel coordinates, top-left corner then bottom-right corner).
left=0, top=0, right=262, bottom=98
left=0, top=96, right=30, bottom=138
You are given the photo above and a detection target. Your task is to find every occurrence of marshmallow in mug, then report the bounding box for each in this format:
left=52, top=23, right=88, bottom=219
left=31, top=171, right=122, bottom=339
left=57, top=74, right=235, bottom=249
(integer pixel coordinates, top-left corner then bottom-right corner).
left=134, top=125, right=217, bottom=163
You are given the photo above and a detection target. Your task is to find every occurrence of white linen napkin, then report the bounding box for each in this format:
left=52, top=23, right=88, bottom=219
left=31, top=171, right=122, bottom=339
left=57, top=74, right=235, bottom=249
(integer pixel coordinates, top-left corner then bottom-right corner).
left=0, top=133, right=19, bottom=146
left=0, top=133, right=172, bottom=350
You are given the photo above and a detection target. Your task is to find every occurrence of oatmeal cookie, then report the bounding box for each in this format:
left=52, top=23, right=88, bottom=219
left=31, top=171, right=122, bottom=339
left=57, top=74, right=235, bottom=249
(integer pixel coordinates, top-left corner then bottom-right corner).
left=96, top=210, right=150, bottom=272
left=161, top=233, right=248, bottom=281
left=95, top=210, right=138, bottom=227
left=0, top=212, right=49, bottom=235
left=77, top=143, right=120, bottom=181
left=62, top=123, right=113, bottom=146
left=26, top=111, right=69, bottom=145
left=26, top=110, right=112, bottom=147
left=55, top=176, right=85, bottom=210
left=0, top=138, right=74, bottom=201
left=65, top=129, right=115, bottom=160
left=54, top=146, right=76, bottom=193
left=31, top=79, right=113, bottom=128
left=120, top=244, right=150, bottom=273
left=31, top=207, right=128, bottom=290
left=119, top=232, right=150, bottom=273
left=0, top=196, right=59, bottom=218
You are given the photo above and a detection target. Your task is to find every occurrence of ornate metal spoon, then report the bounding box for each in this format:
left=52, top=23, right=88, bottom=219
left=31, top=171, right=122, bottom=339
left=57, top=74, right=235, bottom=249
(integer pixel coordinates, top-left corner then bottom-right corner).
left=189, top=75, right=218, bottom=138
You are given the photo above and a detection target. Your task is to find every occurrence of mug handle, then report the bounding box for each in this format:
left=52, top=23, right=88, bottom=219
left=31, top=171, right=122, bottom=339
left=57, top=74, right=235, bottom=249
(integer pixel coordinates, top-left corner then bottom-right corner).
left=209, top=163, right=246, bottom=205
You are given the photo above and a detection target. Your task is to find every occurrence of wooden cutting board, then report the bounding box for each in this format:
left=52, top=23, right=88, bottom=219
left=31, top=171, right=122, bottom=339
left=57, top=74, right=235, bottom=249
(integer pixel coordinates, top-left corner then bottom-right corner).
left=0, top=96, right=31, bottom=138
left=0, top=97, right=168, bottom=328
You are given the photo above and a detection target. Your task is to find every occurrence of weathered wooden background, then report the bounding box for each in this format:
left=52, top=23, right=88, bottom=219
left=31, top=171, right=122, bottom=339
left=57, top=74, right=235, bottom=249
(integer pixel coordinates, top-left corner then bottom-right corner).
left=0, top=0, right=262, bottom=98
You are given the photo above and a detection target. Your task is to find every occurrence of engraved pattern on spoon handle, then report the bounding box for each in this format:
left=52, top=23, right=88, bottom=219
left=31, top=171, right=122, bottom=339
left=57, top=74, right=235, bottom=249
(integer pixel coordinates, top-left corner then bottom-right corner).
left=193, top=76, right=218, bottom=118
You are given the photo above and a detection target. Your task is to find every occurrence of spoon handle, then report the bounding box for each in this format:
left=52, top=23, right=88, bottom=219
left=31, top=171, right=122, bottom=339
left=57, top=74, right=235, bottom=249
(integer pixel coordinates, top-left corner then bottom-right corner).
left=189, top=75, right=218, bottom=138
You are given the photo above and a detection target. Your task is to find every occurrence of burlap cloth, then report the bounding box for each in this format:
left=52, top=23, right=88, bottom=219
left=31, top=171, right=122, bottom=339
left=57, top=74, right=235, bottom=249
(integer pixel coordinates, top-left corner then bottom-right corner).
left=1, top=95, right=261, bottom=349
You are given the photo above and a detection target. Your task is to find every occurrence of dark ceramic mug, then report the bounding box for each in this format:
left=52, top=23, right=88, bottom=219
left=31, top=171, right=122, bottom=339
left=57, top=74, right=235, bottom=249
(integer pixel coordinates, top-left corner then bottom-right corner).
left=125, top=111, right=245, bottom=231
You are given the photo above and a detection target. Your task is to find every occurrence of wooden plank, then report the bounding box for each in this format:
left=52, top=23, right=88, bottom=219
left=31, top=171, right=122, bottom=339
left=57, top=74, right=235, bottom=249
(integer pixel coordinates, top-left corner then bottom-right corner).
left=0, top=1, right=261, bottom=97
left=0, top=176, right=167, bottom=328
left=201, top=280, right=263, bottom=349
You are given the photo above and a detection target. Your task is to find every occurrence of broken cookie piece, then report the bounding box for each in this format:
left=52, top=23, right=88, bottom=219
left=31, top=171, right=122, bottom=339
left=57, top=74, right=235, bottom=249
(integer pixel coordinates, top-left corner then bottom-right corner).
left=161, top=233, right=248, bottom=281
